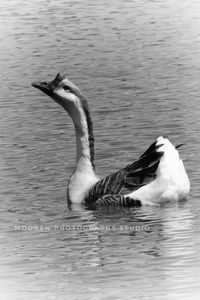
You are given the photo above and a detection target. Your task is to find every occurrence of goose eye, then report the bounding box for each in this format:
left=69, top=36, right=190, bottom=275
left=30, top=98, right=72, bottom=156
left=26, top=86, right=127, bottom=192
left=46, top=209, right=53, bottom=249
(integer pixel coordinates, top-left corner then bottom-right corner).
left=63, top=86, right=71, bottom=92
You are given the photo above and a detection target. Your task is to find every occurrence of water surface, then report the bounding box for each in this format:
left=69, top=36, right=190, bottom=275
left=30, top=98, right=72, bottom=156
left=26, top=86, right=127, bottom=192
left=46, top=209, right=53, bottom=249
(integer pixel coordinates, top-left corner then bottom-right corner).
left=0, top=0, right=200, bottom=299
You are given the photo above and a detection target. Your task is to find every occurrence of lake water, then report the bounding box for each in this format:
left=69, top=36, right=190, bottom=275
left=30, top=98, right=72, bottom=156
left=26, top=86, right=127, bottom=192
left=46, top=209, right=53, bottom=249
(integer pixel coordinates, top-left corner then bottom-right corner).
left=1, top=0, right=200, bottom=299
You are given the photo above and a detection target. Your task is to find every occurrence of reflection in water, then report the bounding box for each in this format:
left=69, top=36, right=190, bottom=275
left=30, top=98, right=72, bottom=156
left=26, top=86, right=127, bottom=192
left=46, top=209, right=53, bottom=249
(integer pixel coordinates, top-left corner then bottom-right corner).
left=0, top=0, right=200, bottom=299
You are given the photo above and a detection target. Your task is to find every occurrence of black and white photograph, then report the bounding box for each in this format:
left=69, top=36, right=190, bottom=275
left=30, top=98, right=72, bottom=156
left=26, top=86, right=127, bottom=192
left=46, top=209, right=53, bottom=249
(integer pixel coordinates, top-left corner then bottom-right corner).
left=0, top=0, right=200, bottom=299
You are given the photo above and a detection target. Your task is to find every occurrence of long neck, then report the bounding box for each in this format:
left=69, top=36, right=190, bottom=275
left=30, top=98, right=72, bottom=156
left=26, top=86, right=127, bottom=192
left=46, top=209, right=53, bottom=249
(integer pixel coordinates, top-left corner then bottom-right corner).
left=66, top=99, right=95, bottom=171
left=66, top=99, right=98, bottom=204
left=74, top=120, right=94, bottom=171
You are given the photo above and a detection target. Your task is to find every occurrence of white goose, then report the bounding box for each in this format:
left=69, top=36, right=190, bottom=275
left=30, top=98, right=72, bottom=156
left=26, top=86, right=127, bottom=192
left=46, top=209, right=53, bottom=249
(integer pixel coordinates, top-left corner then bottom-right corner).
left=32, top=73, right=190, bottom=207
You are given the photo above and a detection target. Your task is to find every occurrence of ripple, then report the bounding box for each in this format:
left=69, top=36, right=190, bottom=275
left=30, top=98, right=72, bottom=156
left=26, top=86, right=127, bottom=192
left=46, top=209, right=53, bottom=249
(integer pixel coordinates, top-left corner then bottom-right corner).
left=1, top=0, right=200, bottom=299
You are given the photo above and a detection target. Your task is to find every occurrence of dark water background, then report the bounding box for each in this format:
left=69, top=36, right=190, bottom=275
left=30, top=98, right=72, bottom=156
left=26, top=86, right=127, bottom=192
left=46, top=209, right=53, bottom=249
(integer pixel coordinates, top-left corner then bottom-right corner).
left=0, top=0, right=200, bottom=299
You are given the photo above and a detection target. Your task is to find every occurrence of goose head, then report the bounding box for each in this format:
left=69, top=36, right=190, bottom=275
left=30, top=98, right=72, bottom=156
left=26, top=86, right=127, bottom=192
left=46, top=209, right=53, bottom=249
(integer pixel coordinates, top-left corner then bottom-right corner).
left=32, top=73, right=85, bottom=109
left=32, top=73, right=91, bottom=134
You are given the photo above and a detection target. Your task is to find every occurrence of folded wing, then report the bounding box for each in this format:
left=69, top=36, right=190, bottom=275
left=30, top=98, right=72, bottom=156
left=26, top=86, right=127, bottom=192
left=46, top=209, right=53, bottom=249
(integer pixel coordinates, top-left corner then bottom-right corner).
left=85, top=140, right=164, bottom=205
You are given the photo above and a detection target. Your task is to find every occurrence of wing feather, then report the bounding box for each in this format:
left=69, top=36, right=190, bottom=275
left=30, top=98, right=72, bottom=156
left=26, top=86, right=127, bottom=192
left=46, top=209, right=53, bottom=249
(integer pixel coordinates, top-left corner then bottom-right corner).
left=85, top=140, right=164, bottom=204
left=95, top=195, right=142, bottom=207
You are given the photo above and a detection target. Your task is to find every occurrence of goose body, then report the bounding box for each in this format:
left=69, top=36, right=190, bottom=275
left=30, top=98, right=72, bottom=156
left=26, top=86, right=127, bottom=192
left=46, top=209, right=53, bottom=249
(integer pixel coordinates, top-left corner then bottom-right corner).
left=32, top=73, right=190, bottom=206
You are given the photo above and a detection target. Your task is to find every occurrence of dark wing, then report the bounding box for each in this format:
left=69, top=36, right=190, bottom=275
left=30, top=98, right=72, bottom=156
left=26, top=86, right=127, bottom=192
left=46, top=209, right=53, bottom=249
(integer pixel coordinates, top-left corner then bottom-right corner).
left=85, top=141, right=164, bottom=204
left=95, top=194, right=142, bottom=207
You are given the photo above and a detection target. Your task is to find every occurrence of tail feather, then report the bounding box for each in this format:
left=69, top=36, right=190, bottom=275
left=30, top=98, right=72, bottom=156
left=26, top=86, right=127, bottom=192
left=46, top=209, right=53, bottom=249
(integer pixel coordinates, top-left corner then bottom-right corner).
left=175, top=143, right=185, bottom=149
left=127, top=144, right=164, bottom=172
left=139, top=141, right=164, bottom=158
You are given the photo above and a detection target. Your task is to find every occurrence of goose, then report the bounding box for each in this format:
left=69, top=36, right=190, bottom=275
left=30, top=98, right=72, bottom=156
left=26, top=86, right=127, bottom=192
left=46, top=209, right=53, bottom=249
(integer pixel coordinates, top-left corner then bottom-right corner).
left=32, top=73, right=190, bottom=207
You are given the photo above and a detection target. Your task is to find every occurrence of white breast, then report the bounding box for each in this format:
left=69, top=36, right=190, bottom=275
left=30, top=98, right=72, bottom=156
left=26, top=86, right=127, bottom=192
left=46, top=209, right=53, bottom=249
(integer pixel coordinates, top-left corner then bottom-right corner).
left=68, top=157, right=99, bottom=204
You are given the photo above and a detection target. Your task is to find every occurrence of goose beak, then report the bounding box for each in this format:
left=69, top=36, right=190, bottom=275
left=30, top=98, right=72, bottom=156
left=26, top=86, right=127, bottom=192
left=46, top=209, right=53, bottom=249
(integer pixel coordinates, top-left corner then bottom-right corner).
left=32, top=73, right=64, bottom=97
left=32, top=81, right=54, bottom=97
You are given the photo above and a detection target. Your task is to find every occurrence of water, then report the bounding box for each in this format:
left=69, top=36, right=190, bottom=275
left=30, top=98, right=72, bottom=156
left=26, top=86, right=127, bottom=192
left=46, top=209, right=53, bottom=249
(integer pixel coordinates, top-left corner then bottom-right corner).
left=0, top=0, right=200, bottom=299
